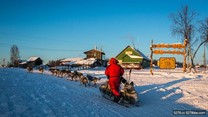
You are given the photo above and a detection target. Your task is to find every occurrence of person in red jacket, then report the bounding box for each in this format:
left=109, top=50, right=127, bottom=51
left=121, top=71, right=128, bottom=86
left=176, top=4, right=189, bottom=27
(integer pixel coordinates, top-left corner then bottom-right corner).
left=105, top=58, right=124, bottom=102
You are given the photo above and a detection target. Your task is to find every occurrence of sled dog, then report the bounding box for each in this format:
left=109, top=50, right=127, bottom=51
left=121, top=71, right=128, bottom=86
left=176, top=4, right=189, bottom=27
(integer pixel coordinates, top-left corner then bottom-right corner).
left=27, top=67, right=33, bottom=73
left=79, top=75, right=88, bottom=87
left=38, top=67, right=44, bottom=74
left=86, top=74, right=101, bottom=87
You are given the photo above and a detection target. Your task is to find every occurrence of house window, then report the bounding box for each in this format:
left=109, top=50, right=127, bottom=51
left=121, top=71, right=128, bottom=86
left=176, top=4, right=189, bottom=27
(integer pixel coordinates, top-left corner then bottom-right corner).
left=118, top=60, right=122, bottom=63
left=125, top=51, right=132, bottom=54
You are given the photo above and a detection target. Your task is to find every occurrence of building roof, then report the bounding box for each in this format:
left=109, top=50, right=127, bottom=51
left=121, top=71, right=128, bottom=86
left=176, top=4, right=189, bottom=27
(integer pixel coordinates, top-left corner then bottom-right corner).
left=61, top=57, right=83, bottom=62
left=61, top=58, right=97, bottom=65
left=19, top=61, right=28, bottom=65
left=116, top=45, right=150, bottom=61
left=84, top=49, right=105, bottom=55
left=76, top=58, right=97, bottom=65
left=19, top=57, right=42, bottom=65
left=27, top=57, right=41, bottom=62
left=134, top=48, right=150, bottom=61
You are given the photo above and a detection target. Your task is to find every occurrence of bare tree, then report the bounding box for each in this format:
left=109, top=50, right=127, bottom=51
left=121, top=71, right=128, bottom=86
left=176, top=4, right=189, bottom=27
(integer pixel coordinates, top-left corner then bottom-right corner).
left=10, top=45, right=20, bottom=67
left=170, top=5, right=197, bottom=72
left=193, top=17, right=208, bottom=68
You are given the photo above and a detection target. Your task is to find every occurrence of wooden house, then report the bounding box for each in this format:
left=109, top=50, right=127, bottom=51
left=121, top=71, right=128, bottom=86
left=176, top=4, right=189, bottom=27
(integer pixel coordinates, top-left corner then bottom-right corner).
left=115, top=45, right=150, bottom=69
left=84, top=49, right=105, bottom=60
left=27, top=57, right=43, bottom=67
left=19, top=57, right=43, bottom=68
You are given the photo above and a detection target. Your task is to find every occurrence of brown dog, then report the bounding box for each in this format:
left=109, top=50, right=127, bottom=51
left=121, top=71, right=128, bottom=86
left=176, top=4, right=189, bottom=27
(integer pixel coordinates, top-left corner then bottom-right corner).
left=27, top=67, right=33, bottom=73
left=38, top=67, right=44, bottom=74
left=79, top=75, right=88, bottom=87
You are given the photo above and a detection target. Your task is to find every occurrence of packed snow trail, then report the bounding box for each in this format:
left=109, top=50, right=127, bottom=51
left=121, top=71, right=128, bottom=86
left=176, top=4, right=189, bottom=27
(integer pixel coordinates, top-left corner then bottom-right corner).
left=0, top=68, right=207, bottom=117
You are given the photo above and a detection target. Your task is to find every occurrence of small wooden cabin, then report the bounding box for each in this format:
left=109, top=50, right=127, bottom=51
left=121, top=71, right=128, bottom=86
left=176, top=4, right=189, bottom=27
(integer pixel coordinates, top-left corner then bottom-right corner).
left=115, top=45, right=150, bottom=69
left=19, top=57, right=43, bottom=68
left=84, top=49, right=105, bottom=60
left=27, top=57, right=43, bottom=67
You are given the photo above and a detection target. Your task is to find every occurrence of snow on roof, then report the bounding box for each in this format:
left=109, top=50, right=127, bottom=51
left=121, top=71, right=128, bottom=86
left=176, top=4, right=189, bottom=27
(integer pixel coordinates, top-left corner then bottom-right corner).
left=61, top=58, right=97, bottom=65
left=27, top=57, right=39, bottom=62
left=76, top=58, right=96, bottom=65
left=61, top=57, right=83, bottom=62
left=135, top=48, right=150, bottom=61
left=19, top=61, right=28, bottom=65
left=127, top=54, right=143, bottom=59
left=61, top=61, right=77, bottom=65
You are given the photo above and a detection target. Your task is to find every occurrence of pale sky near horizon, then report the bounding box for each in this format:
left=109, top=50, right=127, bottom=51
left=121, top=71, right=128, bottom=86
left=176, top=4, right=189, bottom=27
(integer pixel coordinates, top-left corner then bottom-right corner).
left=0, top=0, right=208, bottom=65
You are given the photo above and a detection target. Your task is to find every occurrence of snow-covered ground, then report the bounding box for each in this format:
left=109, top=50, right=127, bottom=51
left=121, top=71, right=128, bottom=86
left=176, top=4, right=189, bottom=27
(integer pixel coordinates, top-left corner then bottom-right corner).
left=0, top=67, right=207, bottom=117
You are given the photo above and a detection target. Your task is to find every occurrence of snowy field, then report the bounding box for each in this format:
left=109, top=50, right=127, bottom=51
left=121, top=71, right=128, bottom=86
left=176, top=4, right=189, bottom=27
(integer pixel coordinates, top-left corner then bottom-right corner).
left=0, top=67, right=207, bottom=117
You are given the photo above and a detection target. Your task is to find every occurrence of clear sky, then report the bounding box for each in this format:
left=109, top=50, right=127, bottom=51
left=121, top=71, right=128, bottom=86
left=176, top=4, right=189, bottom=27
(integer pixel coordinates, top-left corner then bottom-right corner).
left=0, top=0, right=208, bottom=65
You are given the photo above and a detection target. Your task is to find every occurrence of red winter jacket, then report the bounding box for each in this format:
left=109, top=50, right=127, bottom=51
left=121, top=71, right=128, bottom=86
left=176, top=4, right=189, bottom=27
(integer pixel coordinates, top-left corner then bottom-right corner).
left=105, top=58, right=124, bottom=78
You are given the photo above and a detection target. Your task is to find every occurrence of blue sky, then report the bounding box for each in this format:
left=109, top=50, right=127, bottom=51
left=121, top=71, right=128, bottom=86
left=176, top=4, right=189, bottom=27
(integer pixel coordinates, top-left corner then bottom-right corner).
left=0, top=0, right=208, bottom=65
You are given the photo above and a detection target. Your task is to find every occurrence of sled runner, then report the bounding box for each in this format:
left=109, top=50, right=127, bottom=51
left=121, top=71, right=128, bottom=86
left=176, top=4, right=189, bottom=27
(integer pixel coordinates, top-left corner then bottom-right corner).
left=99, top=77, right=139, bottom=107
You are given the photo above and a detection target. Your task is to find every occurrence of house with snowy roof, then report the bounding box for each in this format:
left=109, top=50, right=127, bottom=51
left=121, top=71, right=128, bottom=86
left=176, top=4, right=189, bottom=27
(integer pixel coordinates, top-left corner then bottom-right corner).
left=84, top=48, right=105, bottom=60
left=19, top=57, right=43, bottom=68
left=84, top=47, right=107, bottom=66
left=27, top=57, right=43, bottom=67
left=115, top=45, right=150, bottom=69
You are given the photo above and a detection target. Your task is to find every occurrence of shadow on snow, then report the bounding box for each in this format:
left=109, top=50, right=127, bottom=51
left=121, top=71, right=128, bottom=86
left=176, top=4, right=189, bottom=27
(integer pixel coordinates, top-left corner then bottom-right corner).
left=135, top=78, right=207, bottom=116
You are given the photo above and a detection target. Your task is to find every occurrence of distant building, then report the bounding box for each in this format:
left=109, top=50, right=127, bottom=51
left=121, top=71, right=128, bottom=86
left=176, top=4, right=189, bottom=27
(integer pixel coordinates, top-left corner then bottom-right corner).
left=27, top=57, right=43, bottom=67
left=19, top=57, right=43, bottom=68
left=59, top=48, right=106, bottom=68
left=115, top=45, right=150, bottom=69
left=84, top=48, right=105, bottom=60
left=84, top=48, right=107, bottom=67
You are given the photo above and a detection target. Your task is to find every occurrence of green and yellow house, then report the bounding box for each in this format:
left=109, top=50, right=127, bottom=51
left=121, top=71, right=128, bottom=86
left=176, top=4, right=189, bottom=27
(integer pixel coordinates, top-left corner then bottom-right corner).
left=115, top=45, right=150, bottom=69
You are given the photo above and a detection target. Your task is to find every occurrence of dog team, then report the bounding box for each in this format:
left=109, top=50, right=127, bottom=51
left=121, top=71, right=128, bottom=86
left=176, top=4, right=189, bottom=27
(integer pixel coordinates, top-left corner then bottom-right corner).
left=26, top=66, right=100, bottom=87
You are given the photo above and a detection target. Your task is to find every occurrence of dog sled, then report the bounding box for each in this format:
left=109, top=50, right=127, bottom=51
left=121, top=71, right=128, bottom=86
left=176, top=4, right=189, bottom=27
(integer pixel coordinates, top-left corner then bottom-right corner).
left=99, top=77, right=139, bottom=107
